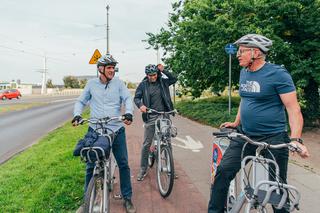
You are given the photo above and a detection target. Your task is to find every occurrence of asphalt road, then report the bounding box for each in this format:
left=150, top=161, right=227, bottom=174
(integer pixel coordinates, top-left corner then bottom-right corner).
left=0, top=95, right=78, bottom=164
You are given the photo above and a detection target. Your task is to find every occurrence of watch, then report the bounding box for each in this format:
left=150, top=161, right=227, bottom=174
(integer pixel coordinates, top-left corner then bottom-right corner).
left=290, top=138, right=304, bottom=145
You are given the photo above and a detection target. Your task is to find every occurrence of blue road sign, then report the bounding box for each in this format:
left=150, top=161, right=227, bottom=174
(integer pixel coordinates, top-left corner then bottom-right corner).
left=225, top=43, right=237, bottom=55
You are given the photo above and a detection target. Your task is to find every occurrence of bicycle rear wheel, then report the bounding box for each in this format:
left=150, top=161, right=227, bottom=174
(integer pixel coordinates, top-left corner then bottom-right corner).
left=84, top=175, right=109, bottom=213
left=156, top=145, right=174, bottom=198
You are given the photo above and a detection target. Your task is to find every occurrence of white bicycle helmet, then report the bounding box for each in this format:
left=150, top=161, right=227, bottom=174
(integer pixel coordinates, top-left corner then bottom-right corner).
left=234, top=34, right=273, bottom=53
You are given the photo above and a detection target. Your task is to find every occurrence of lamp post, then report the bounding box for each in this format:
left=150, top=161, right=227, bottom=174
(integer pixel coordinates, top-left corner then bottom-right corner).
left=106, top=4, right=110, bottom=55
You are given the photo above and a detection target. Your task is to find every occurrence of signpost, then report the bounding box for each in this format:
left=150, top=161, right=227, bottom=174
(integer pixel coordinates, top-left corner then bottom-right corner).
left=89, top=49, right=102, bottom=64
left=89, top=49, right=102, bottom=77
left=224, top=43, right=237, bottom=115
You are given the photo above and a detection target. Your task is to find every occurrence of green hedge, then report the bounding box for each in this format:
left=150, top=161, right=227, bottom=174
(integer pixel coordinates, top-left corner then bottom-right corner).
left=175, top=96, right=240, bottom=127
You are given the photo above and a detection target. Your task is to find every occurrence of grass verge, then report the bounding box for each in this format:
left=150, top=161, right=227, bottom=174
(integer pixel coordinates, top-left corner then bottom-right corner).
left=175, top=96, right=240, bottom=127
left=0, top=113, right=89, bottom=212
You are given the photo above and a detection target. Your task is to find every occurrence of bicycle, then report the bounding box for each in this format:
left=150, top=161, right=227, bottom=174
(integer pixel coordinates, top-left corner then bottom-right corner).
left=146, top=108, right=177, bottom=198
left=212, top=130, right=302, bottom=212
left=79, top=116, right=123, bottom=213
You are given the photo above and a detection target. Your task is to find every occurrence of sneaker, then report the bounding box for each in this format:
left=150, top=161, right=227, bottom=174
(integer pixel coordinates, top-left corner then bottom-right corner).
left=137, top=170, right=147, bottom=181
left=75, top=204, right=84, bottom=213
left=123, top=198, right=136, bottom=213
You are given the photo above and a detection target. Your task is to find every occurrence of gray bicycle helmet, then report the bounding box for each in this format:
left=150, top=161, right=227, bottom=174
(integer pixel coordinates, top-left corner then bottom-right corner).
left=234, top=34, right=273, bottom=53
left=97, top=54, right=118, bottom=67
left=145, top=64, right=158, bottom=75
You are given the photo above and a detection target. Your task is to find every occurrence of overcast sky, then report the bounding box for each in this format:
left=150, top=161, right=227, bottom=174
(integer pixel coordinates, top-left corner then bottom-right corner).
left=0, top=0, right=174, bottom=84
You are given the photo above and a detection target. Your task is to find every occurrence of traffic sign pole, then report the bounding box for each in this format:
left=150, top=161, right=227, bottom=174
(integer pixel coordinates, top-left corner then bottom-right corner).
left=224, top=43, right=237, bottom=115
left=228, top=54, right=231, bottom=115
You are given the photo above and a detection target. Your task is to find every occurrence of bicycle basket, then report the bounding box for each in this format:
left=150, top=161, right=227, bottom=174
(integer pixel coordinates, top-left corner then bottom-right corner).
left=74, top=132, right=111, bottom=162
left=158, top=119, right=171, bottom=134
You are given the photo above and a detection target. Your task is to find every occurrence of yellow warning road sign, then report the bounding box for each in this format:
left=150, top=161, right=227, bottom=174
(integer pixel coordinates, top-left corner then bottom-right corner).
left=89, top=49, right=102, bottom=64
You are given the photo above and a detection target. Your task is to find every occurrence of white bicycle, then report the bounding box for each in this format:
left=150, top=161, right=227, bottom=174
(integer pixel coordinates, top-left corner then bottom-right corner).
left=79, top=116, right=123, bottom=213
left=212, top=130, right=301, bottom=212
left=147, top=108, right=177, bottom=198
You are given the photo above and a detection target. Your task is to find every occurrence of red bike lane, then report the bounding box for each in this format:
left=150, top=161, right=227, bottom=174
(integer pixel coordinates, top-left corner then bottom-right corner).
left=109, top=109, right=208, bottom=213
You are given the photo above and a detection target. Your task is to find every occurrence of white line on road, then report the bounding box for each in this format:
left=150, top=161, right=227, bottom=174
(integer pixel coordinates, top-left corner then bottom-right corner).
left=172, top=136, right=204, bottom=152
left=50, top=98, right=77, bottom=103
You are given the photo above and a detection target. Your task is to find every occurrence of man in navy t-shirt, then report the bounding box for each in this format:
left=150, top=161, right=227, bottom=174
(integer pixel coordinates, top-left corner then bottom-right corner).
left=208, top=34, right=309, bottom=213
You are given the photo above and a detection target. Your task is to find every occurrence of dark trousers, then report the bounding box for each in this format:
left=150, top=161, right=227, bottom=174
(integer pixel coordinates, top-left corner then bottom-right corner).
left=85, top=127, right=132, bottom=199
left=208, top=132, right=290, bottom=213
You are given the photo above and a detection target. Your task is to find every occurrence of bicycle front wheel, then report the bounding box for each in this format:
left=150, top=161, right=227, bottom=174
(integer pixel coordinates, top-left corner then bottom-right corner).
left=84, top=175, right=109, bottom=213
left=156, top=145, right=174, bottom=198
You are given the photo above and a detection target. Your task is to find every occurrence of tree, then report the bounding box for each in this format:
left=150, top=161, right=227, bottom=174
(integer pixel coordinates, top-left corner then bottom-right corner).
left=146, top=0, right=320, bottom=126
left=46, top=79, right=54, bottom=88
left=63, top=76, right=80, bottom=88
left=79, top=79, right=87, bottom=89
left=127, top=82, right=137, bottom=89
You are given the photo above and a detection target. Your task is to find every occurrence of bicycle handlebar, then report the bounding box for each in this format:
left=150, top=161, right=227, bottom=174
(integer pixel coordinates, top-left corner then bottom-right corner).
left=146, top=108, right=177, bottom=115
left=213, top=131, right=302, bottom=153
left=79, top=116, right=124, bottom=125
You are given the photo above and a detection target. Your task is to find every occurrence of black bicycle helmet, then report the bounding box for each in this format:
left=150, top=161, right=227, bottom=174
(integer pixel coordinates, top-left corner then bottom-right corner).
left=145, top=64, right=158, bottom=75
left=97, top=54, right=118, bottom=67
left=234, top=34, right=272, bottom=53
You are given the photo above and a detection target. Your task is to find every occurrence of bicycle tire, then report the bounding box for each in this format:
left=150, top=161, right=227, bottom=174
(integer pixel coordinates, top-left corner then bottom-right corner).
left=156, top=145, right=174, bottom=198
left=84, top=175, right=109, bottom=213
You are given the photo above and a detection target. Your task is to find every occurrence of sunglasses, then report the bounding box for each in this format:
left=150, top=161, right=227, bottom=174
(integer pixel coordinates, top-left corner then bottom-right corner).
left=147, top=73, right=157, bottom=77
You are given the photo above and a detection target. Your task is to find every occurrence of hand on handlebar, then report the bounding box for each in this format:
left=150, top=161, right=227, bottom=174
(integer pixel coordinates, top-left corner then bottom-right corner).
left=123, top=113, right=133, bottom=125
left=220, top=121, right=238, bottom=128
left=71, top=115, right=83, bottom=126
left=290, top=142, right=310, bottom=158
left=139, top=105, right=147, bottom=113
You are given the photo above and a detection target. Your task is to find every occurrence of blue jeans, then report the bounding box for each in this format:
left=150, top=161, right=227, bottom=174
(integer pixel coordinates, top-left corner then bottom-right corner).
left=85, top=127, right=132, bottom=199
left=208, top=132, right=290, bottom=213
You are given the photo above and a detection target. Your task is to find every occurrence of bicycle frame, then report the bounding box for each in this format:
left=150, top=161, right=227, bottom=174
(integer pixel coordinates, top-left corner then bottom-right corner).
left=154, top=115, right=172, bottom=167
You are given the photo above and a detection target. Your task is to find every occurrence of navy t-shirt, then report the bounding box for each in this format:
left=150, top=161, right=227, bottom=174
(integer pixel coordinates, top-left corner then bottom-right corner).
left=239, top=63, right=296, bottom=136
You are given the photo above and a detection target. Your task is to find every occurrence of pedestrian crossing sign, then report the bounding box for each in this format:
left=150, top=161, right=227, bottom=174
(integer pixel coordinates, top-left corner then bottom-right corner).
left=89, top=49, right=102, bottom=64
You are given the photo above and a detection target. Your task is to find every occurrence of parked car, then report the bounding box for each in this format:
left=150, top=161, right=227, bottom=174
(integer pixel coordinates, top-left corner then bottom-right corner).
left=0, top=89, right=22, bottom=100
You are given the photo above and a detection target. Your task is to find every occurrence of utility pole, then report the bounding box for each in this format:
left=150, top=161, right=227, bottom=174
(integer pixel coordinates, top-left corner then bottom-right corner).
left=40, top=55, right=48, bottom=95
left=106, top=4, right=110, bottom=55
left=156, top=48, right=160, bottom=64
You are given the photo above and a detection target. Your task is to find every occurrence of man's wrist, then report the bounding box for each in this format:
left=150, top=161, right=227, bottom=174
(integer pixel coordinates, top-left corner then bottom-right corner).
left=290, top=137, right=304, bottom=145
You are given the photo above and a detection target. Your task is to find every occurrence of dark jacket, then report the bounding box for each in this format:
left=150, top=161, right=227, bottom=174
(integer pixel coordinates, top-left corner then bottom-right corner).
left=134, top=70, right=177, bottom=122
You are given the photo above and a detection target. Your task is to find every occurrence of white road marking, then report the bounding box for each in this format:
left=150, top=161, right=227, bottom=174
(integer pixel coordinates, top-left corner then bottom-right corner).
left=172, top=136, right=204, bottom=152
left=50, top=98, right=77, bottom=103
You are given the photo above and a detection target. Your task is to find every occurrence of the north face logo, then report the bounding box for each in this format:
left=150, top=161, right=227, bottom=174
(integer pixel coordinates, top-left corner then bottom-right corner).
left=240, top=81, right=261, bottom=93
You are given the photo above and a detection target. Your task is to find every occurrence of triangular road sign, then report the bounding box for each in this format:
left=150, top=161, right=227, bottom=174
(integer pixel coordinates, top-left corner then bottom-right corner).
left=89, top=49, right=102, bottom=64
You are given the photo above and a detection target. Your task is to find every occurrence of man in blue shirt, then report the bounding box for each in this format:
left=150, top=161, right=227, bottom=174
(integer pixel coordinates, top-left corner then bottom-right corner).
left=72, top=55, right=136, bottom=213
left=208, top=34, right=309, bottom=213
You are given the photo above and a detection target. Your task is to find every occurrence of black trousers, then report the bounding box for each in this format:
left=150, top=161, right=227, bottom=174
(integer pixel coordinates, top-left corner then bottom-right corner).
left=208, top=132, right=290, bottom=213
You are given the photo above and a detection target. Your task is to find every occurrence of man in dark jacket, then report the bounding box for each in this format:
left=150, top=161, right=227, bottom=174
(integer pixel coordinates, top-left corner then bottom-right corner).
left=134, top=64, right=177, bottom=181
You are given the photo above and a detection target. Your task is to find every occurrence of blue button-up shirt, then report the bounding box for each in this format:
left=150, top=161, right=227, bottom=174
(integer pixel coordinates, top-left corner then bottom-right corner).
left=73, top=77, right=133, bottom=132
